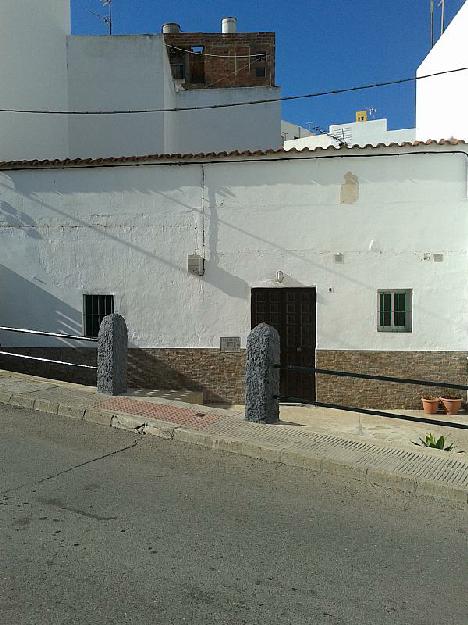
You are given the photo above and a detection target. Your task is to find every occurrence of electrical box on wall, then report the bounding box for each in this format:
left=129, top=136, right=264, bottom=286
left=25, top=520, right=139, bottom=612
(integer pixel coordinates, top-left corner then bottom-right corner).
left=220, top=337, right=241, bottom=352
left=188, top=254, right=205, bottom=276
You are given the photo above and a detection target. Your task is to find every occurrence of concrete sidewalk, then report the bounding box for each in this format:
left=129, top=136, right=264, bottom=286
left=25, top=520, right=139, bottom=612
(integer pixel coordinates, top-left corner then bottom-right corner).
left=0, top=369, right=467, bottom=504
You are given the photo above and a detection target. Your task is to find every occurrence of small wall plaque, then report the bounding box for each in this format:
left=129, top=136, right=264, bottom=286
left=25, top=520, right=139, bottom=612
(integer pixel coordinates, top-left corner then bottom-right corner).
left=220, top=336, right=241, bottom=352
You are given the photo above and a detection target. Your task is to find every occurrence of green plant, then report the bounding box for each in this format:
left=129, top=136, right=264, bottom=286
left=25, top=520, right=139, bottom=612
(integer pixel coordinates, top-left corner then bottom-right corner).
left=414, top=433, right=454, bottom=451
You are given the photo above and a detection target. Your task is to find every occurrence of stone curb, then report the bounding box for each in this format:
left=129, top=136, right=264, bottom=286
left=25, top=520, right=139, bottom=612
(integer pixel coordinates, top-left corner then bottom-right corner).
left=171, top=426, right=467, bottom=504
left=0, top=392, right=466, bottom=505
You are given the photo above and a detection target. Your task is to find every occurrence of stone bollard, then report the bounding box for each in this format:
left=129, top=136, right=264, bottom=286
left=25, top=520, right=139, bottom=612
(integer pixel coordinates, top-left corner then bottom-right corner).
left=97, top=314, right=128, bottom=395
left=245, top=322, right=280, bottom=423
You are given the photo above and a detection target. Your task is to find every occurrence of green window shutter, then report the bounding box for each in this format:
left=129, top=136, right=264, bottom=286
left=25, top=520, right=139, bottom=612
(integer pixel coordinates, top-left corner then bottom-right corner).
left=393, top=292, right=407, bottom=327
left=380, top=292, right=392, bottom=326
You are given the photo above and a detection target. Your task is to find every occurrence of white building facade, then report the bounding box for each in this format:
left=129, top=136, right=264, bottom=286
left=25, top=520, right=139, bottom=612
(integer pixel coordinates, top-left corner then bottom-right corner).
left=285, top=118, right=416, bottom=151
left=0, top=2, right=281, bottom=161
left=416, top=1, right=468, bottom=142
left=281, top=121, right=312, bottom=142
left=0, top=141, right=467, bottom=407
left=0, top=0, right=71, bottom=162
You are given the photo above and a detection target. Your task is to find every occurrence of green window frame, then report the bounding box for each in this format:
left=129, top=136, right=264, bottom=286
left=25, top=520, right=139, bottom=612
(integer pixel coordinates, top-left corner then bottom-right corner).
left=83, top=294, right=114, bottom=338
left=377, top=290, right=412, bottom=333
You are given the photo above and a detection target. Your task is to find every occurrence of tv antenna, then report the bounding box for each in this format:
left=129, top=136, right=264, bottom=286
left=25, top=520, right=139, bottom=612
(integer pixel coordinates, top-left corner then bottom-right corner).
left=89, top=0, right=113, bottom=35
left=430, top=0, right=446, bottom=48
left=439, top=0, right=446, bottom=36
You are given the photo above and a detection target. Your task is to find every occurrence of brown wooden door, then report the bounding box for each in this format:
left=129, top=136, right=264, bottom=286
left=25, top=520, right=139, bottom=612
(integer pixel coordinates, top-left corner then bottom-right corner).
left=251, top=288, right=316, bottom=402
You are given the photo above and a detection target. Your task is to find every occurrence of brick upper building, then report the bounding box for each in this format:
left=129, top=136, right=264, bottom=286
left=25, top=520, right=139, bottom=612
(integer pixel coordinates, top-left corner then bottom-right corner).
left=163, top=18, right=275, bottom=89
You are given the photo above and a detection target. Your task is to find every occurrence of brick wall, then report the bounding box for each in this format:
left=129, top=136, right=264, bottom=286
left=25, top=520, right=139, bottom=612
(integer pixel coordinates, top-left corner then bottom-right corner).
left=0, top=347, right=246, bottom=404
left=164, top=32, right=275, bottom=89
left=0, top=348, right=97, bottom=387
left=2, top=347, right=465, bottom=409
left=128, top=349, right=245, bottom=403
left=316, top=350, right=468, bottom=409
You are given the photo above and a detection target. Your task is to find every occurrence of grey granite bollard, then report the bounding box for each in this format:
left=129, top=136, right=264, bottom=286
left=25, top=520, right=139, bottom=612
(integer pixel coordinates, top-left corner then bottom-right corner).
left=245, top=322, right=280, bottom=423
left=97, top=314, right=128, bottom=395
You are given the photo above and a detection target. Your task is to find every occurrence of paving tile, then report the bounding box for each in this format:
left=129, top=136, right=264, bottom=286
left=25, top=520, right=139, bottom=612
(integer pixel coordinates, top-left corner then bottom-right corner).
left=96, top=397, right=221, bottom=430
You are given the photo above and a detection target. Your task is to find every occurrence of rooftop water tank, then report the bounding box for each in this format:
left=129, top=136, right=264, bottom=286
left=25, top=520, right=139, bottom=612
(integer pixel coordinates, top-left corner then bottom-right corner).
left=221, top=17, right=237, bottom=34
left=162, top=23, right=181, bottom=34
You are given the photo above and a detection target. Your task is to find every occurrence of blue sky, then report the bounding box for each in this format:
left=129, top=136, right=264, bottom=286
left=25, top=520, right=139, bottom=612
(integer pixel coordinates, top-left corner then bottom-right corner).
left=71, top=0, right=465, bottom=131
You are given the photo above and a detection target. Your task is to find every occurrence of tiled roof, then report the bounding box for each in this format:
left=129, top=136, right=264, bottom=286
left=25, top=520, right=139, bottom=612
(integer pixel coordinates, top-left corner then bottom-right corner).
left=0, top=138, right=466, bottom=170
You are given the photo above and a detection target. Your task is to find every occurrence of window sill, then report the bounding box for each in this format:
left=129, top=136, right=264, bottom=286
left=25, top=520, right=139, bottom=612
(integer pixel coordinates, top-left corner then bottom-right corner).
left=377, top=326, right=412, bottom=333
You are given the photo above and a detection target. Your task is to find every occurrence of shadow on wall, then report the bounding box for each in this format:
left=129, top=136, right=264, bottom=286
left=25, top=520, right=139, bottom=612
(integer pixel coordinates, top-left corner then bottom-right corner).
left=3, top=161, right=382, bottom=306
left=0, top=200, right=42, bottom=240
left=2, top=168, right=251, bottom=301
left=0, top=265, right=83, bottom=344
left=127, top=348, right=246, bottom=404
left=0, top=267, right=245, bottom=401
left=205, top=182, right=250, bottom=299
left=0, top=265, right=96, bottom=384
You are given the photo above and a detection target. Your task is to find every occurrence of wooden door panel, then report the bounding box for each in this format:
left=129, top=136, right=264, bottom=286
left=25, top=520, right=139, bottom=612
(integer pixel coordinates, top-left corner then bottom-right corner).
left=251, top=288, right=316, bottom=402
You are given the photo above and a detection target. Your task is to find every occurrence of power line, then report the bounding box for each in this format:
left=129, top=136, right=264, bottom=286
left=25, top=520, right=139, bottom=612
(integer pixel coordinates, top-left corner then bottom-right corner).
left=1, top=66, right=466, bottom=115
left=165, top=42, right=270, bottom=59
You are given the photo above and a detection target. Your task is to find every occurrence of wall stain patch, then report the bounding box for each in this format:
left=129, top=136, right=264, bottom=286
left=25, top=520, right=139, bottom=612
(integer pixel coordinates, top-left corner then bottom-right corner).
left=340, top=171, right=359, bottom=204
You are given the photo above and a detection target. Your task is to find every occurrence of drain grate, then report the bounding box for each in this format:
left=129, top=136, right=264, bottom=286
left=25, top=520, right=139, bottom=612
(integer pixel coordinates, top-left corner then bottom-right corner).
left=208, top=419, right=468, bottom=488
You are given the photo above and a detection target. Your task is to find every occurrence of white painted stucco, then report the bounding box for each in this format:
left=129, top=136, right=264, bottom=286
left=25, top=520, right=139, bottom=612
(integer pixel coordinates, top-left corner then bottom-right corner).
left=67, top=36, right=171, bottom=159
left=416, top=1, right=468, bottom=141
left=0, top=0, right=70, bottom=161
left=0, top=1, right=281, bottom=161
left=169, top=87, right=281, bottom=155
left=0, top=145, right=466, bottom=352
left=285, top=119, right=416, bottom=151
left=67, top=36, right=281, bottom=157
left=281, top=121, right=312, bottom=142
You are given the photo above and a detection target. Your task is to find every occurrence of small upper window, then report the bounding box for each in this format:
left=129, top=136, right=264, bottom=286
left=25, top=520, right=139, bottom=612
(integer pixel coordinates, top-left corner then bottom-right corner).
left=172, top=63, right=185, bottom=80
left=189, top=46, right=205, bottom=84
left=377, top=290, right=412, bottom=333
left=83, top=294, right=114, bottom=338
left=252, top=51, right=266, bottom=78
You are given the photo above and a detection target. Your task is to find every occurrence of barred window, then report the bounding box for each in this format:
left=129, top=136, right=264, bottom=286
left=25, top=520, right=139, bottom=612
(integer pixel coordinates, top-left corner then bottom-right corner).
left=83, top=294, right=114, bottom=338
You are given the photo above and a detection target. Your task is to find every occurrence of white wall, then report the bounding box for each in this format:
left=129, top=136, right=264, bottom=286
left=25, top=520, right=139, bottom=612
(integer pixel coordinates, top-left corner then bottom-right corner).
left=0, top=0, right=70, bottom=161
left=416, top=1, right=468, bottom=141
left=0, top=146, right=466, bottom=352
left=67, top=36, right=173, bottom=159
left=284, top=134, right=337, bottom=151
left=169, top=87, right=281, bottom=154
left=281, top=120, right=312, bottom=142
left=285, top=119, right=415, bottom=151
left=0, top=2, right=281, bottom=161
left=67, top=38, right=281, bottom=158
left=67, top=36, right=281, bottom=157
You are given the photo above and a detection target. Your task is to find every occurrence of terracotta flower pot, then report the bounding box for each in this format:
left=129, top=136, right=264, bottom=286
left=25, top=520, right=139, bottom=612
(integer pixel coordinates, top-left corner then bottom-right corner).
left=421, top=397, right=440, bottom=415
left=440, top=397, right=462, bottom=415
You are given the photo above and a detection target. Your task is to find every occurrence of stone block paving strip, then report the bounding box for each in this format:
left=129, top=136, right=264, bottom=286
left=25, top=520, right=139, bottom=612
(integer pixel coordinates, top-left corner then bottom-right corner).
left=96, top=397, right=221, bottom=430
left=0, top=369, right=467, bottom=503
left=205, top=418, right=468, bottom=491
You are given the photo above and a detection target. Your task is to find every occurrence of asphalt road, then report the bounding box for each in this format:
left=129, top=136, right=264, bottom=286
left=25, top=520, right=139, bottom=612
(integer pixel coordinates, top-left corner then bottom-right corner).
left=0, top=405, right=467, bottom=625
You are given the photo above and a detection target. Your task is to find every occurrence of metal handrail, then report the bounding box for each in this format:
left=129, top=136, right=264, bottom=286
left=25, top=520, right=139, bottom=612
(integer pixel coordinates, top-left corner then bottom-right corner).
left=0, top=351, right=97, bottom=370
left=274, top=365, right=468, bottom=392
left=0, top=325, right=97, bottom=342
